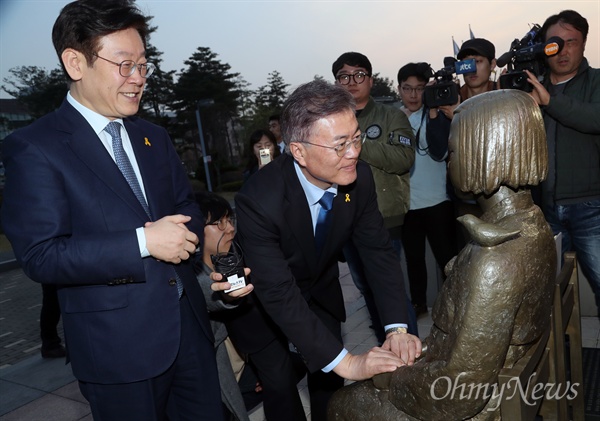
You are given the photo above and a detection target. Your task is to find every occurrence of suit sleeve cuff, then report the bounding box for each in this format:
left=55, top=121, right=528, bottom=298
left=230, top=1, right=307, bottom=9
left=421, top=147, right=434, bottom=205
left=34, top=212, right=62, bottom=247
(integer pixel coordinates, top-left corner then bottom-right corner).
left=322, top=348, right=348, bottom=373
left=136, top=227, right=150, bottom=258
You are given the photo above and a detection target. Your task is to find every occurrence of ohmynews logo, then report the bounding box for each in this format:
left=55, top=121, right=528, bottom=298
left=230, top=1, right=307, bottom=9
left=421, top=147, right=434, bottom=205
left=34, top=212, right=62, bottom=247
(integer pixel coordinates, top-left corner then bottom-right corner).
left=430, top=372, right=580, bottom=411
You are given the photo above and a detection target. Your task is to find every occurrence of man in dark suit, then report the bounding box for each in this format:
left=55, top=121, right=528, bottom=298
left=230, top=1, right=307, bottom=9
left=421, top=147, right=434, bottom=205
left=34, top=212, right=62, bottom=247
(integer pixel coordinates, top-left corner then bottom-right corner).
left=1, top=1, right=223, bottom=420
left=235, top=80, right=422, bottom=421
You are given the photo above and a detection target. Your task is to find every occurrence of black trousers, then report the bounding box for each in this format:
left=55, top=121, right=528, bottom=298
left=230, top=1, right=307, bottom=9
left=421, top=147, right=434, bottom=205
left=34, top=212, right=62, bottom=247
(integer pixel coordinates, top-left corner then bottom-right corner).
left=401, top=201, right=457, bottom=306
left=40, top=284, right=62, bottom=349
left=79, top=294, right=223, bottom=421
left=249, top=337, right=306, bottom=421
left=248, top=298, right=345, bottom=421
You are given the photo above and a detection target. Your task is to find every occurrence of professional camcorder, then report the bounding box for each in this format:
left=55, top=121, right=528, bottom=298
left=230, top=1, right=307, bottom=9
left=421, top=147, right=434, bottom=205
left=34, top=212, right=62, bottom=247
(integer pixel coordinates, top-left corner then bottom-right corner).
left=498, top=24, right=564, bottom=92
left=424, top=57, right=476, bottom=108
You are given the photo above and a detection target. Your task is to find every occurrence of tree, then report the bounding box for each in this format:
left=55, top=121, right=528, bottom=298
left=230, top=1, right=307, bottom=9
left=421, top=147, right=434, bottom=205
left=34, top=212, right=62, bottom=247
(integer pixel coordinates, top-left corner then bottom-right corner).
left=172, top=47, right=242, bottom=185
left=1, top=66, right=67, bottom=118
left=371, top=73, right=399, bottom=101
left=254, top=70, right=289, bottom=111
left=242, top=70, right=290, bottom=140
left=172, top=47, right=240, bottom=132
left=138, top=41, right=176, bottom=128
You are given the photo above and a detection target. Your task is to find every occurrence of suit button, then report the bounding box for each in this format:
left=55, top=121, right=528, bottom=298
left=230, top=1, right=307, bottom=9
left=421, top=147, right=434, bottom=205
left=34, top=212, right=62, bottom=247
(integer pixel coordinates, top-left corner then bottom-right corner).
left=168, top=278, right=177, bottom=286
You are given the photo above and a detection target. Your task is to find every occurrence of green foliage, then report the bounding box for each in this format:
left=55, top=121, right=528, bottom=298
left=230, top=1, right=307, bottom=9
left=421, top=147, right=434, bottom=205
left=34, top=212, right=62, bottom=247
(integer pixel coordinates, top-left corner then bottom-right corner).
left=1, top=66, right=67, bottom=118
left=138, top=41, right=176, bottom=128
left=237, top=70, right=289, bottom=154
left=254, top=70, right=289, bottom=111
left=371, top=72, right=399, bottom=101
left=172, top=47, right=240, bottom=131
left=218, top=180, right=244, bottom=192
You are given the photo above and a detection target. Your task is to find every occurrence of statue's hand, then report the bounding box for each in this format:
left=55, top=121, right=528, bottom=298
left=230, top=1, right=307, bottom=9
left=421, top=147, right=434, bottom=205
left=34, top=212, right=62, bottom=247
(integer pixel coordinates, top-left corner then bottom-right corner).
left=382, top=333, right=422, bottom=366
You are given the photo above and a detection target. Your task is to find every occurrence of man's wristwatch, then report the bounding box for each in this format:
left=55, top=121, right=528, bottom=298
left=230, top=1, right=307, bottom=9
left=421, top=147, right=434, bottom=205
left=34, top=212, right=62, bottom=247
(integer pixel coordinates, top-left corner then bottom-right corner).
left=385, top=327, right=407, bottom=335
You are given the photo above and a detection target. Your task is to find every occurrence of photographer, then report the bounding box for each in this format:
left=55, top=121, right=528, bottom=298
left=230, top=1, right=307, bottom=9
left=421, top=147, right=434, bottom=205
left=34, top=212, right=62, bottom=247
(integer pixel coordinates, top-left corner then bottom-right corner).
left=451, top=38, right=499, bottom=248
left=194, top=192, right=254, bottom=421
left=457, top=38, right=498, bottom=101
left=398, top=63, right=458, bottom=318
left=525, top=9, right=600, bottom=318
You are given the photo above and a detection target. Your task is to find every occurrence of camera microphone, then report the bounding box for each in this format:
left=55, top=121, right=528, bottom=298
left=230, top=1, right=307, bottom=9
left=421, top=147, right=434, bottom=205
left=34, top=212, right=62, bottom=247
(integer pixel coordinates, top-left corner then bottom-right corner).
left=497, top=51, right=513, bottom=68
left=497, top=36, right=564, bottom=68
left=542, top=36, right=564, bottom=57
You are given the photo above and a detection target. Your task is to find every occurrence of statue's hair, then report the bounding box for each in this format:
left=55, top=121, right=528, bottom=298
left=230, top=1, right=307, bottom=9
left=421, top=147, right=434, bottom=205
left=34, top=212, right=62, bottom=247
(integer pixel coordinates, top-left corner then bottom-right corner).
left=450, top=89, right=547, bottom=195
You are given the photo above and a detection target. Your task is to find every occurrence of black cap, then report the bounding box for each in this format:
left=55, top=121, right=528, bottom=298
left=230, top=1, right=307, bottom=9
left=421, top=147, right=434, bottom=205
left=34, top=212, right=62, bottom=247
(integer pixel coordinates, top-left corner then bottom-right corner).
left=457, top=38, right=495, bottom=61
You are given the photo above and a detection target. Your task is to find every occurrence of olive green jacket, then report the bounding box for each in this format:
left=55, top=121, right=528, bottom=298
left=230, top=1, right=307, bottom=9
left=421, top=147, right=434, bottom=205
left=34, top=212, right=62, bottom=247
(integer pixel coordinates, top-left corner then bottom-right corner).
left=357, top=97, right=415, bottom=229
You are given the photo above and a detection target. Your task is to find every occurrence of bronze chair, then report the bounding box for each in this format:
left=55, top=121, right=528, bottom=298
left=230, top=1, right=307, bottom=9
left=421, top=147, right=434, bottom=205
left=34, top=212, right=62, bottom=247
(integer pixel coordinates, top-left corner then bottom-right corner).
left=498, top=324, right=552, bottom=420
left=545, top=252, right=585, bottom=421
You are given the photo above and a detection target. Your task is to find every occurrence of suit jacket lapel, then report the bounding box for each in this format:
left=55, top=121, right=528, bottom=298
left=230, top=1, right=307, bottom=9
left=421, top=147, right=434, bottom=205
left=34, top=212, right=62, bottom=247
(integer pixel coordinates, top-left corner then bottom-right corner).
left=281, top=156, right=319, bottom=269
left=58, top=101, right=150, bottom=221
left=124, top=120, right=160, bottom=220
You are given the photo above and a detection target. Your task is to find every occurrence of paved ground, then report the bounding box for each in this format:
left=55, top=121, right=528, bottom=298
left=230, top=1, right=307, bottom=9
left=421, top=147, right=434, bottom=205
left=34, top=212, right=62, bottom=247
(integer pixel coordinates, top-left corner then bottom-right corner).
left=0, top=268, right=64, bottom=368
left=0, top=262, right=372, bottom=420
left=1, top=260, right=598, bottom=420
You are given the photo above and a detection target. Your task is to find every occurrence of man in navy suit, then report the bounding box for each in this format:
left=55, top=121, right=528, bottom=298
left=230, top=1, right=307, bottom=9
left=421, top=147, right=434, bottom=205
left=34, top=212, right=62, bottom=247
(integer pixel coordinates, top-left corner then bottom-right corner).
left=1, top=1, right=223, bottom=420
left=235, top=80, right=422, bottom=421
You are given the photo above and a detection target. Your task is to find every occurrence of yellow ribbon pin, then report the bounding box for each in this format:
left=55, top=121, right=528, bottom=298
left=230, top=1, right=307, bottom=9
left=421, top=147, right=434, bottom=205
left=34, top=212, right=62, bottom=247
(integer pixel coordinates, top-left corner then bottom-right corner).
left=345, top=194, right=350, bottom=202
left=144, top=137, right=151, bottom=146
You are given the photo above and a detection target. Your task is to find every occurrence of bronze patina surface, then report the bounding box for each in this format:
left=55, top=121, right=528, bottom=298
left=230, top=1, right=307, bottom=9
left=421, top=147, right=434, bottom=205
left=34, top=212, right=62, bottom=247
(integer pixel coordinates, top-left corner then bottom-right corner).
left=328, top=90, right=556, bottom=421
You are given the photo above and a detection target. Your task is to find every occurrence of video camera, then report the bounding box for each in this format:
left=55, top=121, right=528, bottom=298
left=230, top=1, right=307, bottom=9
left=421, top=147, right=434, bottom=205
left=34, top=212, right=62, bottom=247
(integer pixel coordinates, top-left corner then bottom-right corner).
left=211, top=241, right=246, bottom=293
left=498, top=24, right=564, bottom=92
left=424, top=57, right=476, bottom=108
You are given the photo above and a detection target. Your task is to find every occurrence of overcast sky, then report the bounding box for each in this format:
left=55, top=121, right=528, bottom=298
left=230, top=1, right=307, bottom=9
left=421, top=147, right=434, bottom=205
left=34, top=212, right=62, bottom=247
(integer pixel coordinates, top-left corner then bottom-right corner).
left=1, top=0, right=599, bottom=99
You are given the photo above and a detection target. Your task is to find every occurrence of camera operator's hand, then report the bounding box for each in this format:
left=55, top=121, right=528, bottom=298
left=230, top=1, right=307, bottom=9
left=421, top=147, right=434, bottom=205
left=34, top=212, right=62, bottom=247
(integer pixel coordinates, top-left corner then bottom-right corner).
left=525, top=69, right=550, bottom=106
left=437, top=102, right=458, bottom=120
left=210, top=268, right=254, bottom=301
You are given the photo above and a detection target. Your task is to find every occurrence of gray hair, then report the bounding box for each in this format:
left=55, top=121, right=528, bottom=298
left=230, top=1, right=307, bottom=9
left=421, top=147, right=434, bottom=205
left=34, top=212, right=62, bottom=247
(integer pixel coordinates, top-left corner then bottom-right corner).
left=281, top=80, right=355, bottom=149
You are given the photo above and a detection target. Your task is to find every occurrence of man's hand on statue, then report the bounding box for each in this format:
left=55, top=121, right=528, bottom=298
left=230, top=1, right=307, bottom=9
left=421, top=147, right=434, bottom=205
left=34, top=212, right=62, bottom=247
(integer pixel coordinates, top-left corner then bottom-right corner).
left=382, top=333, right=422, bottom=366
left=333, top=348, right=405, bottom=381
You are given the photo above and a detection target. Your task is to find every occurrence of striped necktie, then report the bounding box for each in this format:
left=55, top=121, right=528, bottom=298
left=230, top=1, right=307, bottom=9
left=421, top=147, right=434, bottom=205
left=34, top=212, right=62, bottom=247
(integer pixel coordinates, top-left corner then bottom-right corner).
left=104, top=121, right=151, bottom=218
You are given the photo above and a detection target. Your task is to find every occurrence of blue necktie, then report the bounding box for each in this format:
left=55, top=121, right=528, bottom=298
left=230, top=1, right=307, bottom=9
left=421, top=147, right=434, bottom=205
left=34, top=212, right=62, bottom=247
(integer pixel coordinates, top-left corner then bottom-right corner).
left=105, top=121, right=151, bottom=219
left=315, top=192, right=335, bottom=255
left=105, top=122, right=183, bottom=297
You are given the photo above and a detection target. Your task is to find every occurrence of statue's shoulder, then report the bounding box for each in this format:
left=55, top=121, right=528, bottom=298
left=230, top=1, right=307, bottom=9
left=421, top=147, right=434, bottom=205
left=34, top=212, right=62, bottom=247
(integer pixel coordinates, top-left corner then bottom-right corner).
left=457, top=214, right=520, bottom=247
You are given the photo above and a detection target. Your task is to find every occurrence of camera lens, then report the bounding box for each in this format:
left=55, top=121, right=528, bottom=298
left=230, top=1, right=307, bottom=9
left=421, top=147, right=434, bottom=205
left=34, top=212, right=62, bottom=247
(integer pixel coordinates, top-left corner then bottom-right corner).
left=512, top=74, right=527, bottom=89
left=437, top=88, right=451, bottom=99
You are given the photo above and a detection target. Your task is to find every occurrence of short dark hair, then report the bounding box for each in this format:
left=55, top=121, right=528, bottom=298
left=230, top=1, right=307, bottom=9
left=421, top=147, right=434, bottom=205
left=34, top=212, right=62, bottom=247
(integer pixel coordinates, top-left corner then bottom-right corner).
left=194, top=192, right=233, bottom=225
left=332, top=52, right=372, bottom=77
left=52, top=0, right=151, bottom=81
left=245, top=129, right=280, bottom=170
left=268, top=115, right=280, bottom=123
left=541, top=10, right=589, bottom=41
left=281, top=80, right=355, bottom=146
left=397, top=63, right=432, bottom=84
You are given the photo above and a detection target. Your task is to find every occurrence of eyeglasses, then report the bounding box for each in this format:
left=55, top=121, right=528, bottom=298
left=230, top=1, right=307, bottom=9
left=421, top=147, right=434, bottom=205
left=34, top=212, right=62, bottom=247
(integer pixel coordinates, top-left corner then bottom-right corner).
left=205, top=216, right=236, bottom=231
left=400, top=85, right=426, bottom=94
left=93, top=53, right=156, bottom=78
left=303, top=133, right=366, bottom=157
left=336, top=71, right=370, bottom=85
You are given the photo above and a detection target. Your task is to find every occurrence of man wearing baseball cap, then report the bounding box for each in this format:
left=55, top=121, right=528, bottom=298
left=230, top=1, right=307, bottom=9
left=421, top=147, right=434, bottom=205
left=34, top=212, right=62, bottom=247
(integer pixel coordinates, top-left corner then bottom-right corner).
left=457, top=38, right=498, bottom=100
left=453, top=38, right=498, bottom=250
